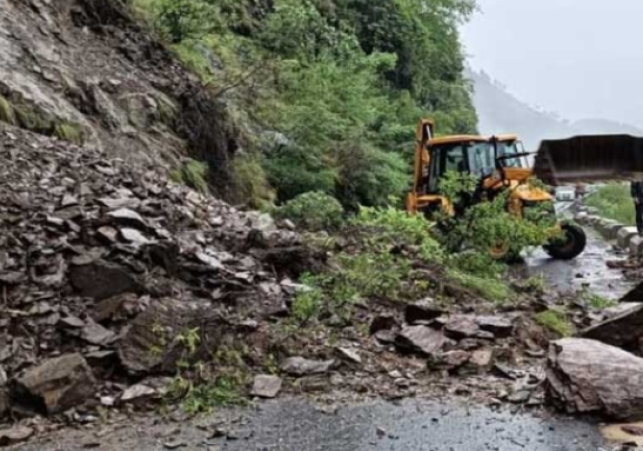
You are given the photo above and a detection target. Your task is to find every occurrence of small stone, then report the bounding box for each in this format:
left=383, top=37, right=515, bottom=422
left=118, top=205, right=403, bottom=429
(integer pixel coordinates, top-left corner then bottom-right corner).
left=121, top=384, right=156, bottom=402
left=60, top=194, right=79, bottom=208
left=59, top=316, right=85, bottom=328
left=525, top=349, right=546, bottom=358
left=97, top=226, right=119, bottom=243
left=336, top=347, right=362, bottom=364
left=120, top=228, right=150, bottom=246
left=250, top=375, right=282, bottom=399
left=164, top=440, right=186, bottom=449
left=395, top=326, right=450, bottom=357
left=81, top=322, right=116, bottom=346
left=470, top=349, right=494, bottom=369
left=281, top=357, right=334, bottom=377
left=98, top=197, right=140, bottom=210
left=405, top=300, right=444, bottom=324
left=369, top=314, right=398, bottom=335
left=46, top=216, right=66, bottom=227
left=508, top=390, right=532, bottom=403
left=107, top=208, right=147, bottom=229
left=445, top=316, right=479, bottom=339
left=475, top=316, right=514, bottom=338
left=439, top=350, right=471, bottom=369
left=0, top=426, right=34, bottom=446
left=195, top=252, right=224, bottom=270
left=100, top=396, right=115, bottom=407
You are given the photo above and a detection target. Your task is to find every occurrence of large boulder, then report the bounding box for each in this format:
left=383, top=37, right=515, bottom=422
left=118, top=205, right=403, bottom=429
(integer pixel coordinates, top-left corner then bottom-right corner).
left=12, top=354, right=95, bottom=415
left=546, top=338, right=643, bottom=420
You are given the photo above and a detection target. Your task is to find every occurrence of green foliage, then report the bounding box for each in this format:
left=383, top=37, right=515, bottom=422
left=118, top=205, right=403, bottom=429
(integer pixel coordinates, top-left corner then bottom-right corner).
left=446, top=268, right=511, bottom=302
left=14, top=104, right=51, bottom=133
left=135, top=0, right=478, bottom=209
left=274, top=191, right=344, bottom=231
left=153, top=0, right=219, bottom=43
left=579, top=288, right=616, bottom=310
left=535, top=309, right=573, bottom=337
left=585, top=183, right=634, bottom=226
left=437, top=171, right=555, bottom=258
left=171, top=158, right=209, bottom=193
left=0, top=95, right=16, bottom=125
left=353, top=204, right=443, bottom=261
left=169, top=375, right=245, bottom=415
left=232, top=153, right=276, bottom=209
left=292, top=273, right=326, bottom=323
left=53, top=122, right=83, bottom=145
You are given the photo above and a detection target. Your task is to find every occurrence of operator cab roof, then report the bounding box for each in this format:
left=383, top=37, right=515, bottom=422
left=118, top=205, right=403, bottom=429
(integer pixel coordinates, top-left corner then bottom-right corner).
left=429, top=134, right=519, bottom=146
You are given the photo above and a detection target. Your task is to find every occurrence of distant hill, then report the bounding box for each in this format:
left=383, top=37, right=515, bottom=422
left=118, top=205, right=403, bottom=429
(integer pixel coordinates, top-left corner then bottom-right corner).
left=468, top=69, right=643, bottom=149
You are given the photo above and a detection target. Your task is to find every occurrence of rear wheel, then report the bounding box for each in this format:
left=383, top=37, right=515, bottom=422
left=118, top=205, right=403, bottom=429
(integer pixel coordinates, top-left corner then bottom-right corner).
left=543, top=223, right=586, bottom=260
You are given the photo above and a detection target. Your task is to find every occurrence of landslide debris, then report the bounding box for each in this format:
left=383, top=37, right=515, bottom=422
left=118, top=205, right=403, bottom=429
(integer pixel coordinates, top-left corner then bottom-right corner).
left=0, top=123, right=318, bottom=422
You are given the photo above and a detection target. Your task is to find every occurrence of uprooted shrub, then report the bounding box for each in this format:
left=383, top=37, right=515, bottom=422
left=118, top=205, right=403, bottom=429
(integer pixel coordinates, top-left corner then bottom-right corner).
left=437, top=171, right=556, bottom=263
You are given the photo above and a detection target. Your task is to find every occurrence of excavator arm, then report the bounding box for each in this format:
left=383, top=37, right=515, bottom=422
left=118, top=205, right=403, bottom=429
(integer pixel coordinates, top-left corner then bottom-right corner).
left=534, top=134, right=643, bottom=185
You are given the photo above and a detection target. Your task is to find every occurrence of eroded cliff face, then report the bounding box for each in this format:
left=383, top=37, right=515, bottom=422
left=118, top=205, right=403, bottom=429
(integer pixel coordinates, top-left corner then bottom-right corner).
left=0, top=0, right=240, bottom=199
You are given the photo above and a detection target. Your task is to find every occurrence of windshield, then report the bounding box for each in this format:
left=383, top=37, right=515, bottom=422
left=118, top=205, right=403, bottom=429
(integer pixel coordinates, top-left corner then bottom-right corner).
left=497, top=140, right=528, bottom=168
left=467, top=142, right=495, bottom=177
left=426, top=141, right=494, bottom=193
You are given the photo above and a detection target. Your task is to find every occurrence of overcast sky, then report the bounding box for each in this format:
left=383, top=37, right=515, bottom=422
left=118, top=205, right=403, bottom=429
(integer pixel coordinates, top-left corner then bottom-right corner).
left=461, top=0, right=643, bottom=127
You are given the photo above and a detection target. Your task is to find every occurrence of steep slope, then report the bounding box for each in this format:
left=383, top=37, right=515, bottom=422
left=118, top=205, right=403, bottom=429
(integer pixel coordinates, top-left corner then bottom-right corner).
left=0, top=0, right=239, bottom=198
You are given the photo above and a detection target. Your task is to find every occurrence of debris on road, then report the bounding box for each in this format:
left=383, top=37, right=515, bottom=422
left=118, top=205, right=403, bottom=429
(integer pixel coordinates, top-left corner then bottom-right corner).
left=251, top=375, right=283, bottom=399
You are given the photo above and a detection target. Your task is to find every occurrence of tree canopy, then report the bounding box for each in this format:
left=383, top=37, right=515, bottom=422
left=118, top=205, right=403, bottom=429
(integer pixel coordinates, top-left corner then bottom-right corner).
left=137, top=0, right=478, bottom=208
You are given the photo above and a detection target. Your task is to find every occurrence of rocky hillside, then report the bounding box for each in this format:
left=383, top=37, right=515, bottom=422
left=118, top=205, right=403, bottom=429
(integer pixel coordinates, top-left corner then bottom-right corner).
left=0, top=0, right=240, bottom=198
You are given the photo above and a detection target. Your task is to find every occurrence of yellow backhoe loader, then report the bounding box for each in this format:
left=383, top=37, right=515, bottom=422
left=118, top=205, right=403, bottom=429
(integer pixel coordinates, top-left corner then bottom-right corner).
left=406, top=119, right=586, bottom=260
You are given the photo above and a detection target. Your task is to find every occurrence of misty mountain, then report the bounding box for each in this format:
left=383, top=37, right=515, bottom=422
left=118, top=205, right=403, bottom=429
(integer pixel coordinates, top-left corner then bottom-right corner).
left=468, top=69, right=643, bottom=149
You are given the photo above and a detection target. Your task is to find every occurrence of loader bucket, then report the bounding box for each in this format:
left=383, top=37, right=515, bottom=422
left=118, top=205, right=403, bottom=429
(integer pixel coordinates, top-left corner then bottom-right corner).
left=533, top=134, right=643, bottom=186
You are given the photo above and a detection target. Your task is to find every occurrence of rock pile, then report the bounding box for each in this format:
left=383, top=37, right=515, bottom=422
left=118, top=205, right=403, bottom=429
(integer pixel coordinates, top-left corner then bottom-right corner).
left=0, top=124, right=320, bottom=418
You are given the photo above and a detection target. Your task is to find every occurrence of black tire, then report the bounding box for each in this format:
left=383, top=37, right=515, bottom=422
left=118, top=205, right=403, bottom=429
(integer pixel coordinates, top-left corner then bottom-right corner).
left=543, top=223, right=587, bottom=260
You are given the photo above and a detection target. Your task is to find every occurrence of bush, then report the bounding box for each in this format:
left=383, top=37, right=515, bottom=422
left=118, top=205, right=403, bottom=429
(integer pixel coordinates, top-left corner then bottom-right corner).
left=171, top=159, right=209, bottom=193
left=232, top=153, right=275, bottom=210
left=585, top=183, right=634, bottom=226
left=274, top=191, right=344, bottom=231
left=154, top=0, right=218, bottom=43
left=353, top=204, right=443, bottom=261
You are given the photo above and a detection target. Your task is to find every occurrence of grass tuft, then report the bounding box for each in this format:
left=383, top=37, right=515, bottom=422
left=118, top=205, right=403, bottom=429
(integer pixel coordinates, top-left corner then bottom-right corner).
left=53, top=122, right=83, bottom=145
left=535, top=309, right=573, bottom=337
left=0, top=95, right=16, bottom=125
left=171, top=159, right=209, bottom=193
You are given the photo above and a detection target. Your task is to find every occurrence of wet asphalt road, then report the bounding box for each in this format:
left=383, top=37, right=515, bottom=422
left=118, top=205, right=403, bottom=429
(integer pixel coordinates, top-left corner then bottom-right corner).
left=11, top=201, right=626, bottom=451
left=13, top=399, right=610, bottom=451
left=525, top=202, right=634, bottom=300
